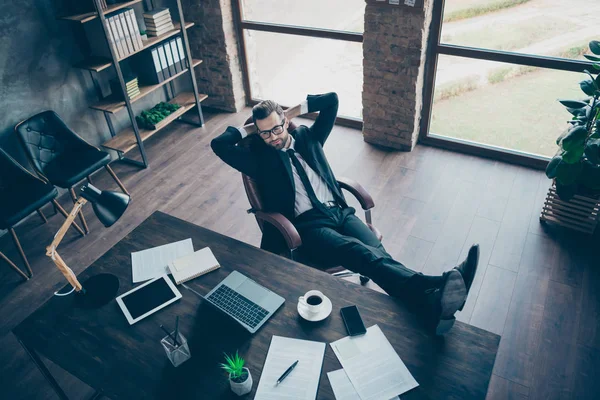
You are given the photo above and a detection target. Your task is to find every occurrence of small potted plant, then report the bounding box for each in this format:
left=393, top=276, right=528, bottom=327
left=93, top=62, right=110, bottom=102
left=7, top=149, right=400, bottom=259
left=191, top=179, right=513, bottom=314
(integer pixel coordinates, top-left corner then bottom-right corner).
left=220, top=351, right=252, bottom=396
left=541, top=39, right=600, bottom=233
left=140, top=29, right=148, bottom=41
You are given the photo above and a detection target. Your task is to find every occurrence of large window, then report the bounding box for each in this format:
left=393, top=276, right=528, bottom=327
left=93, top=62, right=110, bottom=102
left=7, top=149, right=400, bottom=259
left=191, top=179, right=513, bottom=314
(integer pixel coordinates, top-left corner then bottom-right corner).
left=235, top=1, right=364, bottom=120
left=424, top=0, right=597, bottom=161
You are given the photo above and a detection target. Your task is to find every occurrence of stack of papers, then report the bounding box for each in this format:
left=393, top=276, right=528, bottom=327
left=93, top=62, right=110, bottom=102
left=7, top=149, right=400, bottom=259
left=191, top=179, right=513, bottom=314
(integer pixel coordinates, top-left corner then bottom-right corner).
left=255, top=336, right=326, bottom=400
left=327, top=369, right=400, bottom=400
left=329, top=325, right=418, bottom=400
left=131, top=238, right=194, bottom=282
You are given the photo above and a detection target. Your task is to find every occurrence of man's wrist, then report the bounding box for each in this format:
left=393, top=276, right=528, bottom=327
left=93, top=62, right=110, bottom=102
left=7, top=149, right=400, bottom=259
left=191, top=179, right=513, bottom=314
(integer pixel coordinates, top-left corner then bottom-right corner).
left=300, top=100, right=308, bottom=115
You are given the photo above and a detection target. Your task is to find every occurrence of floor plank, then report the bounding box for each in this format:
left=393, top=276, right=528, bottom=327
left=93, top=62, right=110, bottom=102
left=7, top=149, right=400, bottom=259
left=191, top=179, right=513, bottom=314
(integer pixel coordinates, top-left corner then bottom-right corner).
left=470, top=265, right=518, bottom=335
left=485, top=374, right=529, bottom=400
left=529, top=281, right=581, bottom=400
left=488, top=169, right=540, bottom=272
left=456, top=216, right=500, bottom=323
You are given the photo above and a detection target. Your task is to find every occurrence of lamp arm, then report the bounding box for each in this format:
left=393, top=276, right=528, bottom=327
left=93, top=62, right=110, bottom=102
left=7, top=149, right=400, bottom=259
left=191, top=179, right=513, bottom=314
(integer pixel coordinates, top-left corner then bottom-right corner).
left=46, top=198, right=88, bottom=293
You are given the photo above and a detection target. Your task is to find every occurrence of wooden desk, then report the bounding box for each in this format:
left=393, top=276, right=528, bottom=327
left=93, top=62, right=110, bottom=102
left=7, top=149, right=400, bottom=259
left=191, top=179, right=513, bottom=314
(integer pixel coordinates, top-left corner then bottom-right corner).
left=13, top=211, right=499, bottom=399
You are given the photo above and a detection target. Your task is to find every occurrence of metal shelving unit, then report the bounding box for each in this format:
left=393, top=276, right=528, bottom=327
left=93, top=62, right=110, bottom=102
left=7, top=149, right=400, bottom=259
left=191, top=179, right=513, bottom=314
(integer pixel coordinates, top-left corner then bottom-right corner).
left=62, top=0, right=207, bottom=168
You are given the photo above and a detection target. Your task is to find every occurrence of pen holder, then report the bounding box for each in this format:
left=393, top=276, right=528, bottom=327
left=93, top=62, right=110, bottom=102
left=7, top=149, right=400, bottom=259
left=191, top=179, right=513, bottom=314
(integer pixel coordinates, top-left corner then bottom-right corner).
left=161, top=331, right=191, bottom=367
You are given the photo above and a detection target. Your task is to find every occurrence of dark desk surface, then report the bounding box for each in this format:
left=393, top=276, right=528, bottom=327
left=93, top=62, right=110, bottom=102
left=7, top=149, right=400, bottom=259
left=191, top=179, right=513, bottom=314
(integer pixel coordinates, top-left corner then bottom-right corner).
left=14, top=211, right=499, bottom=399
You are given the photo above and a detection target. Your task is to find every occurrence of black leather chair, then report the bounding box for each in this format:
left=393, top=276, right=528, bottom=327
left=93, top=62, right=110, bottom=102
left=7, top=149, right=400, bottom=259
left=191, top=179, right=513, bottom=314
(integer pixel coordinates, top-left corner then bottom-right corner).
left=0, top=148, right=84, bottom=280
left=15, top=111, right=130, bottom=233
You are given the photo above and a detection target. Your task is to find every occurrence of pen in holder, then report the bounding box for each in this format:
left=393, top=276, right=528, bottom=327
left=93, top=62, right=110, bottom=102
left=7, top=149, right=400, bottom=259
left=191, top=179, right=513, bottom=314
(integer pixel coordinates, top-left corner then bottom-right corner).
left=161, top=330, right=191, bottom=367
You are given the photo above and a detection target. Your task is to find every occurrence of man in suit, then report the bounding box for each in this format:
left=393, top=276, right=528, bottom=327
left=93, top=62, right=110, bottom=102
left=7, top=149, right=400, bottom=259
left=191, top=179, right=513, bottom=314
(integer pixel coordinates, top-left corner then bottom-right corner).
left=211, top=92, right=479, bottom=334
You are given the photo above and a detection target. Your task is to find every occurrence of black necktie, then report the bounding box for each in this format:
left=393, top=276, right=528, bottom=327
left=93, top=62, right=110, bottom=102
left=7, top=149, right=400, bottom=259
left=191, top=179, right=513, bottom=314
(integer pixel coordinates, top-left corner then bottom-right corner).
left=287, top=149, right=328, bottom=214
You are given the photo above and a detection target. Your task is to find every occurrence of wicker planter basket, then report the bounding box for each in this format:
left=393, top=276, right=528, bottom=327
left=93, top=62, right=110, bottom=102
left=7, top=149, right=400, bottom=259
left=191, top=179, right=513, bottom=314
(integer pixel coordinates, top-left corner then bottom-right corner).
left=540, top=183, right=600, bottom=234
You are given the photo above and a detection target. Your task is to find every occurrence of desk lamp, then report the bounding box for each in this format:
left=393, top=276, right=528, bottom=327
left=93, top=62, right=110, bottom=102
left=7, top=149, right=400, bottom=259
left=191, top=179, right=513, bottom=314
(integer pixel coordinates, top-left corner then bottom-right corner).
left=47, top=183, right=130, bottom=308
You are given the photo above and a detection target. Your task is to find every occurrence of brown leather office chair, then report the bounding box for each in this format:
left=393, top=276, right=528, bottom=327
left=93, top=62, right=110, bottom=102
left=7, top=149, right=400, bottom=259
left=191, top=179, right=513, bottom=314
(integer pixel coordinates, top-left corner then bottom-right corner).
left=240, top=117, right=382, bottom=283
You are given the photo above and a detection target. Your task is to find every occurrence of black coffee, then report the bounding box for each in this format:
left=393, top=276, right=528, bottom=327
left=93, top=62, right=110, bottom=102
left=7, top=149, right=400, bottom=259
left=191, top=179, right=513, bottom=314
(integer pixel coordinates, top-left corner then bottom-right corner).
left=306, top=295, right=323, bottom=306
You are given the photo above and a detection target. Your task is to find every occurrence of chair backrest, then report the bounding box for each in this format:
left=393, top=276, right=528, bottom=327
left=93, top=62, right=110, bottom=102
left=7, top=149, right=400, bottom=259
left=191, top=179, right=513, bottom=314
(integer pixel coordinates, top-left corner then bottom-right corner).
left=14, top=110, right=89, bottom=176
left=0, top=147, right=43, bottom=190
left=240, top=116, right=298, bottom=232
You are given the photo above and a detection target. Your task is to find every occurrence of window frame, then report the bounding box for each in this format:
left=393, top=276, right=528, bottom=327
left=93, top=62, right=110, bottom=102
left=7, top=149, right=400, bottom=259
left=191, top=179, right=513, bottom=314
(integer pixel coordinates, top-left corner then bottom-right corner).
left=420, top=0, right=597, bottom=169
left=232, top=0, right=364, bottom=128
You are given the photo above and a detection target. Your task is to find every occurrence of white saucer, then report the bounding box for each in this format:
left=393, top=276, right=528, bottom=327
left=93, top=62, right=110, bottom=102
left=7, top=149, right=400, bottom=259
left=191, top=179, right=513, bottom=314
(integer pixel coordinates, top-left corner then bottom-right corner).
left=297, top=296, right=332, bottom=322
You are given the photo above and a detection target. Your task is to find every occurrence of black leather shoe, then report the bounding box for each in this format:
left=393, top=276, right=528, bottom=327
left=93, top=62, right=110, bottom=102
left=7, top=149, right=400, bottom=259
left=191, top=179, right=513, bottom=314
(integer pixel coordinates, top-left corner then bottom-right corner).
left=427, top=269, right=467, bottom=335
left=455, top=244, right=480, bottom=296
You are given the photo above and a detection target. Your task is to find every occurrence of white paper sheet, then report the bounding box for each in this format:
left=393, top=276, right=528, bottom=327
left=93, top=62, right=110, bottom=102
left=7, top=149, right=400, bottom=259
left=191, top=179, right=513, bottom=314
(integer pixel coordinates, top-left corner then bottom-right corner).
left=330, top=325, right=418, bottom=400
left=131, top=238, right=194, bottom=283
left=327, top=369, right=400, bottom=400
left=255, top=336, right=326, bottom=400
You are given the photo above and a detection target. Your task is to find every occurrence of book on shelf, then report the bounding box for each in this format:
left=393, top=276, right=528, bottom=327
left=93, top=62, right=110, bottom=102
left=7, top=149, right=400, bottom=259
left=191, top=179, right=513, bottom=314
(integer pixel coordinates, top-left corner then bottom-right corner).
left=124, top=9, right=143, bottom=50
left=144, top=13, right=172, bottom=26
left=84, top=8, right=143, bottom=59
left=168, top=39, right=182, bottom=73
left=146, top=24, right=174, bottom=37
left=107, top=15, right=125, bottom=58
left=131, top=37, right=188, bottom=85
left=142, top=7, right=170, bottom=20
left=117, top=12, right=134, bottom=54
left=143, top=7, right=173, bottom=37
left=177, top=36, right=188, bottom=69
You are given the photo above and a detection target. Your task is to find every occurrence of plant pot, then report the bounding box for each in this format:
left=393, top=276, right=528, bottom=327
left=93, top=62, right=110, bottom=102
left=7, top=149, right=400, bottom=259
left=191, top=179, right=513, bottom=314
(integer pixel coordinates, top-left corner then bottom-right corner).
left=141, top=34, right=148, bottom=41
left=540, top=183, right=600, bottom=234
left=229, top=367, right=252, bottom=396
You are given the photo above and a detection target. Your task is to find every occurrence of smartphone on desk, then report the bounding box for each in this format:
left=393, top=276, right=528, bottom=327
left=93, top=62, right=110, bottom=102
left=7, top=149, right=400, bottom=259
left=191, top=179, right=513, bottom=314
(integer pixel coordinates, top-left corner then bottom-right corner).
left=340, top=305, right=367, bottom=336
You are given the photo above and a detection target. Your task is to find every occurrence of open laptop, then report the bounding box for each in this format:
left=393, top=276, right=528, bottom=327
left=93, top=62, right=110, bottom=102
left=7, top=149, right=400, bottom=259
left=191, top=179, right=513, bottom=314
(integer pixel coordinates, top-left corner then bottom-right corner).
left=202, top=271, right=285, bottom=333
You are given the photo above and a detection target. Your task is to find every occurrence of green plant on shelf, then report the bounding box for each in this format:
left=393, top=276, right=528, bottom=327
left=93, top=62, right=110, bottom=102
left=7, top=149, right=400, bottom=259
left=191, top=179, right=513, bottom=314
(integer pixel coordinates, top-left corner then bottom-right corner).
left=546, top=39, right=600, bottom=201
left=136, top=102, right=181, bottom=130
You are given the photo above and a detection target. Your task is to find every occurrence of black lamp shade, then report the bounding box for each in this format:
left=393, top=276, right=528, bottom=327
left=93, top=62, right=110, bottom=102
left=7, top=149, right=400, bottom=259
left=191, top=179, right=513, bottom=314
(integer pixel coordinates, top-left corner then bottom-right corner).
left=80, top=184, right=130, bottom=227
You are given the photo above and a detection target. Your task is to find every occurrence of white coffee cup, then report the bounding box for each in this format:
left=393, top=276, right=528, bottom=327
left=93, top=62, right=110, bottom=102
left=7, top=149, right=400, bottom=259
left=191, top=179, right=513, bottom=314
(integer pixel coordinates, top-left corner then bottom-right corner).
left=298, top=290, right=326, bottom=316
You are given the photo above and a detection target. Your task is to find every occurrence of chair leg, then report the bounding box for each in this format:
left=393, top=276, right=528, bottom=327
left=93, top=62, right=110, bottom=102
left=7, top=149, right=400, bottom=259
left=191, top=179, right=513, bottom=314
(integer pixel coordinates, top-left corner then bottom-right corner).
left=69, top=188, right=89, bottom=234
left=37, top=209, right=48, bottom=224
left=105, top=165, right=130, bottom=196
left=9, top=228, right=33, bottom=277
left=52, top=200, right=86, bottom=237
left=0, top=251, right=29, bottom=281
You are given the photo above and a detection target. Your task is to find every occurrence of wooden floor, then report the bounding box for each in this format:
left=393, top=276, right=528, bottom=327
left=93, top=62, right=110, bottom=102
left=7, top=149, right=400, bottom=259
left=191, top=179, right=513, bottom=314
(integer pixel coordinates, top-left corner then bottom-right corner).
left=1, top=109, right=598, bottom=399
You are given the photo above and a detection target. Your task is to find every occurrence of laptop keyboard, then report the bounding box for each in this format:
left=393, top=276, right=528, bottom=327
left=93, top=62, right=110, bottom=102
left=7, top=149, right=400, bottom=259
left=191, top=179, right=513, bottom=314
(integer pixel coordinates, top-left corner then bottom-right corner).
left=206, top=285, right=269, bottom=328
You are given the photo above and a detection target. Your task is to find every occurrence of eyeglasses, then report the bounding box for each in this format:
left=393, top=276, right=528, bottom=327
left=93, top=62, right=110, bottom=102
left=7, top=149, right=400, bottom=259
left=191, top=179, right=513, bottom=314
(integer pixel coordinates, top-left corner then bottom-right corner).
left=258, top=121, right=285, bottom=139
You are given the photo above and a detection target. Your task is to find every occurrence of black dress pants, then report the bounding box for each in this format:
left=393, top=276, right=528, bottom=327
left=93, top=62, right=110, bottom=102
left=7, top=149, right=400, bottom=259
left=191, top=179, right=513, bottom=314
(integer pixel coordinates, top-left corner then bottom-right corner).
left=295, top=206, right=441, bottom=303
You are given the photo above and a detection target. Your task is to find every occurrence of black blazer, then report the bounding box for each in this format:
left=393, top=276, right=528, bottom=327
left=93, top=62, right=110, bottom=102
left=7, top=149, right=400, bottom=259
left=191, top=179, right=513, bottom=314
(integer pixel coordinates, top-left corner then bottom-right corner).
left=211, top=92, right=347, bottom=253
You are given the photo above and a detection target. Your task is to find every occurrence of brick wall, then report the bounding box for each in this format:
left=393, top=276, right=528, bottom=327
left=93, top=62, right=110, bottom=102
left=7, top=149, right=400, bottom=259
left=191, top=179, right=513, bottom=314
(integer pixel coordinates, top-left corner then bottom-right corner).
left=362, top=1, right=433, bottom=150
left=182, top=0, right=245, bottom=112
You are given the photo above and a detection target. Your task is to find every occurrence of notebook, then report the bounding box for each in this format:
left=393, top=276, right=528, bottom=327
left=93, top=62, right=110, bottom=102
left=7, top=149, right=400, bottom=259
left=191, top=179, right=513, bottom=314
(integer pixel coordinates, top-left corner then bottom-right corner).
left=167, top=247, right=220, bottom=284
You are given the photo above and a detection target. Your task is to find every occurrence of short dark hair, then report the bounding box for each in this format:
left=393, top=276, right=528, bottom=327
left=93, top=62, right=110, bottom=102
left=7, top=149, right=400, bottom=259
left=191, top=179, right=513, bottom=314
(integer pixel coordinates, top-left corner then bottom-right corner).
left=252, top=100, right=284, bottom=125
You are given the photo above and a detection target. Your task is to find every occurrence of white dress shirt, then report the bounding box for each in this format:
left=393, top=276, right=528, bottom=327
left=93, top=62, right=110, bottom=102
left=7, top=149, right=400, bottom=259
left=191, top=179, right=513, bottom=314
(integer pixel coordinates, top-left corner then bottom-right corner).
left=238, top=101, right=335, bottom=217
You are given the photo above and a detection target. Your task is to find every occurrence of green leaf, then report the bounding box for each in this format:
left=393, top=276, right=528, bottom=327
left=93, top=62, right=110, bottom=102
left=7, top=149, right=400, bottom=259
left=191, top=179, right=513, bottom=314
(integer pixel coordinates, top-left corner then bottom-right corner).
left=580, top=78, right=597, bottom=96
left=585, top=138, right=600, bottom=164
left=556, top=161, right=583, bottom=185
left=561, top=126, right=588, bottom=151
left=555, top=181, right=578, bottom=201
left=559, top=99, right=588, bottom=109
left=562, top=147, right=585, bottom=164
left=594, top=63, right=600, bottom=71
left=546, top=155, right=562, bottom=179
left=590, top=40, right=600, bottom=55
left=585, top=54, right=600, bottom=62
left=579, top=160, right=600, bottom=190
left=566, top=107, right=586, bottom=116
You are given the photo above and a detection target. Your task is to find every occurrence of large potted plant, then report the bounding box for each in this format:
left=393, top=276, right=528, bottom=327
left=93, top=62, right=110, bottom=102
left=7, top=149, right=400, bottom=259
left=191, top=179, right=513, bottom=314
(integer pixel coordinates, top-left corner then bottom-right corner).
left=542, top=40, right=600, bottom=233
left=220, top=351, right=253, bottom=396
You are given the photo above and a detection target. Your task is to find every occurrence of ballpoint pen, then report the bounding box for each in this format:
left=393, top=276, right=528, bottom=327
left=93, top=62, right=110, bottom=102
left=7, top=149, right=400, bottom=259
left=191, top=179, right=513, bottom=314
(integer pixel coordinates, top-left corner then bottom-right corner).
left=276, top=360, right=299, bottom=386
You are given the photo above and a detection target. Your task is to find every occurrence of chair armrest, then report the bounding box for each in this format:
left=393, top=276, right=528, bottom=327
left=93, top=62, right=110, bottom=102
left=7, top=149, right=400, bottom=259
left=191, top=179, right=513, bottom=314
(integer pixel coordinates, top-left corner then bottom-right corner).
left=337, top=177, right=375, bottom=210
left=254, top=211, right=302, bottom=250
